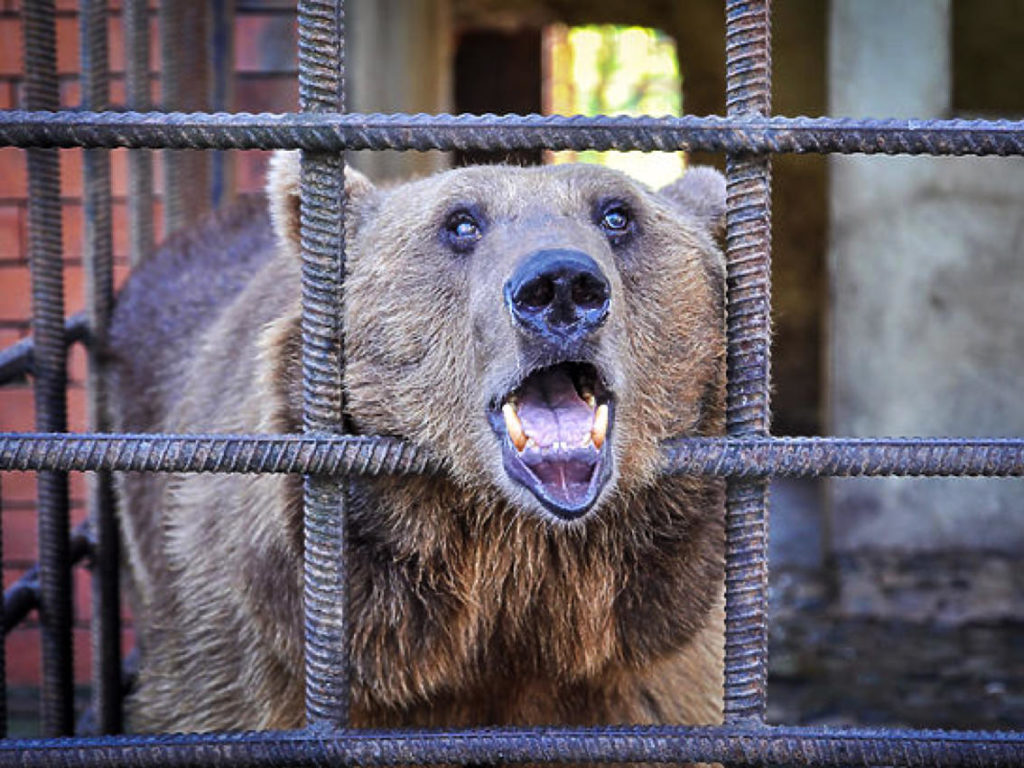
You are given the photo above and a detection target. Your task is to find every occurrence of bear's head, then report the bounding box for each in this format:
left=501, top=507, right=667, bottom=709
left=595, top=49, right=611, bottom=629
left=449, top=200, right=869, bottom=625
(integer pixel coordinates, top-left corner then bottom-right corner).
left=268, top=153, right=726, bottom=524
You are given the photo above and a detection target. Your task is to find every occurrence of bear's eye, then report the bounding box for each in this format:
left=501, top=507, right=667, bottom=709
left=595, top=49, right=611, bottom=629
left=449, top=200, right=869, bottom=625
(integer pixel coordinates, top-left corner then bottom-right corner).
left=597, top=201, right=634, bottom=243
left=444, top=209, right=483, bottom=253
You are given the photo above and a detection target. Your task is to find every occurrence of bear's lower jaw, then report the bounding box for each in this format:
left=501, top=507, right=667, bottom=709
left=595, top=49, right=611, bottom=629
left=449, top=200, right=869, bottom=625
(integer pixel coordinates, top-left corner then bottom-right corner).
left=488, top=362, right=614, bottom=520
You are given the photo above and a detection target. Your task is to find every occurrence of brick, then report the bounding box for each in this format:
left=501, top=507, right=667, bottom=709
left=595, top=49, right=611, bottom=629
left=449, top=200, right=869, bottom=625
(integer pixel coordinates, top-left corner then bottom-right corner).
left=111, top=199, right=130, bottom=258
left=66, top=340, right=87, bottom=384
left=0, top=80, right=13, bottom=109
left=0, top=203, right=25, bottom=259
left=235, top=15, right=298, bottom=72
left=0, top=470, right=36, bottom=504
left=0, top=387, right=34, bottom=431
left=0, top=383, right=85, bottom=433
left=236, top=75, right=298, bottom=114
left=0, top=147, right=27, bottom=197
left=0, top=326, right=27, bottom=350
left=3, top=509, right=38, bottom=562
left=61, top=201, right=82, bottom=260
left=59, top=78, right=81, bottom=108
left=110, top=147, right=130, bottom=198
left=0, top=263, right=31, bottom=320
left=73, top=626, right=92, bottom=684
left=60, top=148, right=83, bottom=198
left=55, top=17, right=79, bottom=76
left=2, top=507, right=37, bottom=561
left=66, top=383, right=87, bottom=433
left=0, top=19, right=22, bottom=76
left=6, top=629, right=41, bottom=686
left=236, top=151, right=273, bottom=194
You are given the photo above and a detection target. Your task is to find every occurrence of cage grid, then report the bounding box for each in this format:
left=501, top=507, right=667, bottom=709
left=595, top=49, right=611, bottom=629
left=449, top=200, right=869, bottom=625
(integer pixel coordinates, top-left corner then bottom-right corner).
left=0, top=0, right=1023, bottom=765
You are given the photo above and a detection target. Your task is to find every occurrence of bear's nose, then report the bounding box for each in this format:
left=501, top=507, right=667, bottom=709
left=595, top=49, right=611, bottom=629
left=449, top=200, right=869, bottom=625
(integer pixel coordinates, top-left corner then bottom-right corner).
left=505, top=248, right=610, bottom=342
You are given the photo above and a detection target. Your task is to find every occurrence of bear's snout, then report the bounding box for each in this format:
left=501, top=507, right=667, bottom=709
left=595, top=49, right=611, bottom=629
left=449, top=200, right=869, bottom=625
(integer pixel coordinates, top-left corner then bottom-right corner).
left=504, top=248, right=610, bottom=345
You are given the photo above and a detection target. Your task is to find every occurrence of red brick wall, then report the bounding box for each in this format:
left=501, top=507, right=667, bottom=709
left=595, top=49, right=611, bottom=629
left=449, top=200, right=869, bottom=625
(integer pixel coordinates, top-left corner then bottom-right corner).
left=0, top=0, right=298, bottom=709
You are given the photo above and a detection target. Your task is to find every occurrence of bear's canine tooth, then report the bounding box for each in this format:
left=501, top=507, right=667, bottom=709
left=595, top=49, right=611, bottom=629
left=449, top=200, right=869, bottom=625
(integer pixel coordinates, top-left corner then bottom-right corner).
left=591, top=404, right=609, bottom=450
left=583, top=392, right=597, bottom=409
left=502, top=402, right=528, bottom=452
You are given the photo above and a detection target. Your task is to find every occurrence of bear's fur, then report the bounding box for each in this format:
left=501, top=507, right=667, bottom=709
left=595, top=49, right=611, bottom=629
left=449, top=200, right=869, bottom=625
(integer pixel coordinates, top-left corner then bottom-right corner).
left=106, top=153, right=728, bottom=734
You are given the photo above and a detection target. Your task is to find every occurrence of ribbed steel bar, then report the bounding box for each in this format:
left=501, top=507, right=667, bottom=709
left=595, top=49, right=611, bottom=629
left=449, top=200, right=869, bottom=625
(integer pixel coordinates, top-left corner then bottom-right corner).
left=123, top=0, right=154, bottom=265
left=0, top=433, right=442, bottom=475
left=298, top=0, right=350, bottom=729
left=80, top=0, right=121, bottom=736
left=158, top=0, right=184, bottom=234
left=4, top=111, right=1024, bottom=155
left=722, top=0, right=772, bottom=724
left=2, top=433, right=1022, bottom=478
left=209, top=0, right=236, bottom=209
left=0, top=725, right=1021, bottom=767
left=0, top=477, right=5, bottom=738
left=23, top=0, right=74, bottom=737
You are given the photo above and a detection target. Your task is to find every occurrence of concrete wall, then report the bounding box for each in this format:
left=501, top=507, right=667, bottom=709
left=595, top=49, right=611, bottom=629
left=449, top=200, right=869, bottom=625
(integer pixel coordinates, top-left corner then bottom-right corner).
left=347, top=0, right=453, bottom=181
left=829, top=0, right=1024, bottom=591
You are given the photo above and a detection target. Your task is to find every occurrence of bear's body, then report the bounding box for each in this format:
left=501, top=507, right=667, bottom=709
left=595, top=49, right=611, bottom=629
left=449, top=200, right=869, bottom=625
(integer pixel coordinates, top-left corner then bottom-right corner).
left=107, top=155, right=728, bottom=733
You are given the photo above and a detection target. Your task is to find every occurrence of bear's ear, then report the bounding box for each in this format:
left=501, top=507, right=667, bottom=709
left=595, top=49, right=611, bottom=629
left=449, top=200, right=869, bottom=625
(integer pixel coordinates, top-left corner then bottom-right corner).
left=266, top=150, right=375, bottom=258
left=657, top=165, right=727, bottom=240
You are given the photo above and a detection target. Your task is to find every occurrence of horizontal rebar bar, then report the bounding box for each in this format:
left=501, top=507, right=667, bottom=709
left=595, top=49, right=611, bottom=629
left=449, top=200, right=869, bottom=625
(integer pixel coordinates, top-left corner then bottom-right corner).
left=0, top=723, right=1019, bottom=767
left=2, top=111, right=1024, bottom=155
left=0, top=433, right=1022, bottom=477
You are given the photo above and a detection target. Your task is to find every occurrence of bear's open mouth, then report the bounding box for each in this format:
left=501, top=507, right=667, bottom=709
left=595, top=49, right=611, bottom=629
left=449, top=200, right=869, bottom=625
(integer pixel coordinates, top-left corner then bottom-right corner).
left=488, top=362, right=614, bottom=520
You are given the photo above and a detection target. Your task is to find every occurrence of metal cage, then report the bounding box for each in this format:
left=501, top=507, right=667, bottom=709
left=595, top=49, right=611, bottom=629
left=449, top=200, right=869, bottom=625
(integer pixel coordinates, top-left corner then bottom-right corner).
left=0, top=0, right=1023, bottom=765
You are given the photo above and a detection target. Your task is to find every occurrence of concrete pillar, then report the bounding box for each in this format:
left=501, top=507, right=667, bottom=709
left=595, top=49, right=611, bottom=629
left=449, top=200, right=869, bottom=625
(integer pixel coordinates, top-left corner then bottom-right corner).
left=347, top=0, right=453, bottom=182
left=829, top=0, right=1024, bottom=619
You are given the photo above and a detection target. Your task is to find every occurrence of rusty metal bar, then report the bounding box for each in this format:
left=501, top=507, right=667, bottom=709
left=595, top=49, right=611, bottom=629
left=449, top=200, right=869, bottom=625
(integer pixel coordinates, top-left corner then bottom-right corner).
left=0, top=477, right=5, bottom=738
left=209, top=0, right=236, bottom=208
left=2, top=433, right=1023, bottom=478
left=22, top=0, right=74, bottom=737
left=0, top=724, right=1021, bottom=767
left=722, top=0, right=772, bottom=724
left=80, top=0, right=122, bottom=736
left=5, top=111, right=1024, bottom=155
left=297, top=0, right=350, bottom=729
left=159, top=1, right=210, bottom=235
left=123, top=0, right=154, bottom=265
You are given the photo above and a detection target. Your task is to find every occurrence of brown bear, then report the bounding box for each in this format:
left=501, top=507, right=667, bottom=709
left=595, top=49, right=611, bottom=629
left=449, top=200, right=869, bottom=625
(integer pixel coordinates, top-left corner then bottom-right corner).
left=105, top=151, right=728, bottom=735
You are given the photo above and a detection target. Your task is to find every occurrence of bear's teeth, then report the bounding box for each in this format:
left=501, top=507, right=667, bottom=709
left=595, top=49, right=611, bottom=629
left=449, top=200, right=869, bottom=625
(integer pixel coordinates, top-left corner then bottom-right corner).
left=502, top=402, right=528, bottom=452
left=591, top=404, right=609, bottom=450
left=582, top=392, right=597, bottom=409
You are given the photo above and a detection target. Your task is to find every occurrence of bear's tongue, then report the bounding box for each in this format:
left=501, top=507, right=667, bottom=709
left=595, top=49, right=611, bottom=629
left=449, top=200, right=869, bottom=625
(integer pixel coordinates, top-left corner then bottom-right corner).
left=514, top=368, right=597, bottom=507
left=516, top=368, right=593, bottom=449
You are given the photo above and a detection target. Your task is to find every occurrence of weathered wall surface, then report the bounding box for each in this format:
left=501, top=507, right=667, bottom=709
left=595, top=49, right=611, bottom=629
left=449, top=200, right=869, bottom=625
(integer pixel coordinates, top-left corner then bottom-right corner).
left=776, top=0, right=1024, bottom=727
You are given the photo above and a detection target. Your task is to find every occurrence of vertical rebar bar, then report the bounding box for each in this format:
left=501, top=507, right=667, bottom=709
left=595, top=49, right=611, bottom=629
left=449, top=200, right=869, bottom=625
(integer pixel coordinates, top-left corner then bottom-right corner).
left=80, top=0, right=122, bottom=735
left=723, top=0, right=773, bottom=724
left=209, top=0, right=236, bottom=210
left=0, top=476, right=6, bottom=739
left=22, top=0, right=73, bottom=737
left=124, top=0, right=153, bottom=266
left=159, top=0, right=210, bottom=236
left=297, top=0, right=350, bottom=728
